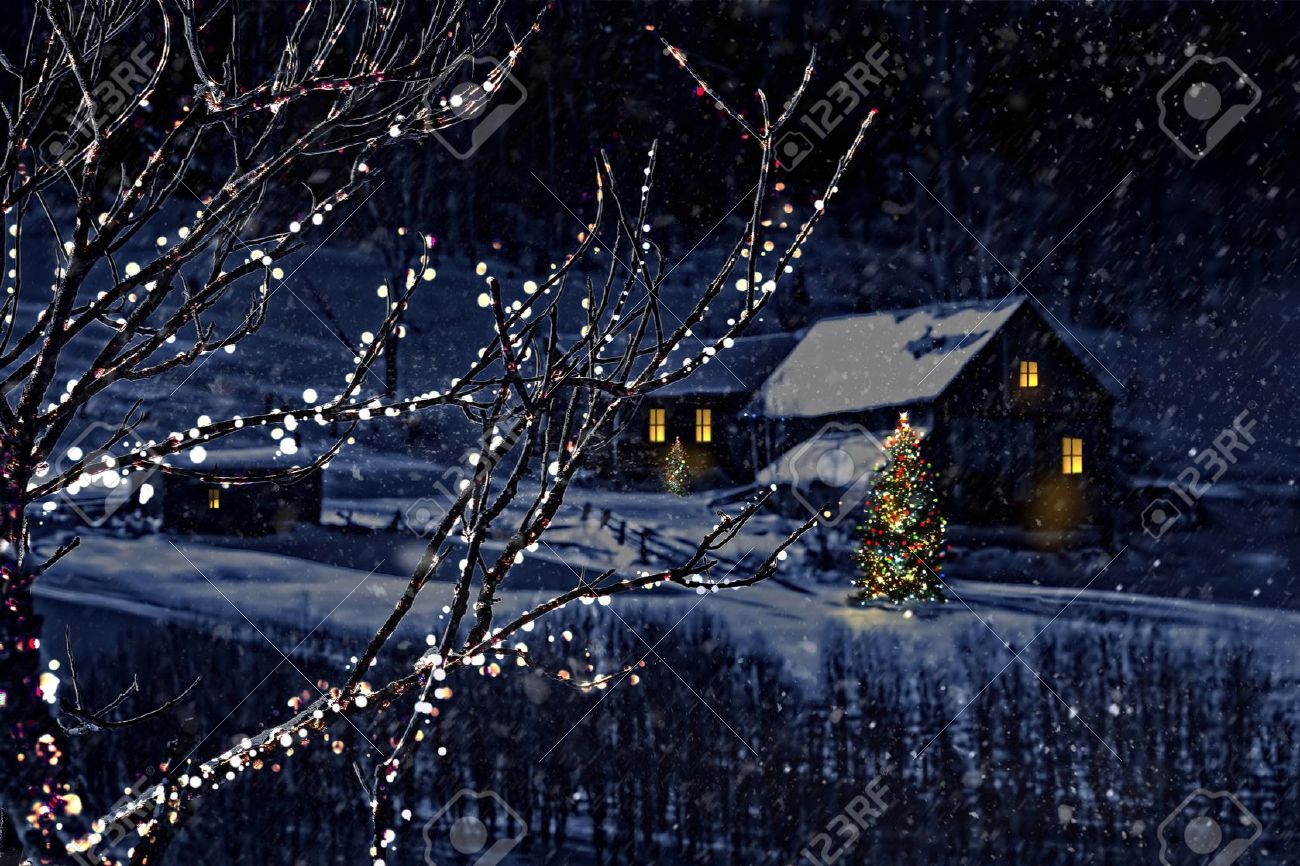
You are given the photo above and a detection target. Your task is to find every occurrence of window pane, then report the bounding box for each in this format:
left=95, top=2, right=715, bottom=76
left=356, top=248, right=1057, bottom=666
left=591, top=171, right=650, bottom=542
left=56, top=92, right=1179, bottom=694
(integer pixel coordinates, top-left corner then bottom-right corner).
left=649, top=408, right=665, bottom=443
left=695, top=408, right=712, bottom=443
left=1061, top=437, right=1082, bottom=474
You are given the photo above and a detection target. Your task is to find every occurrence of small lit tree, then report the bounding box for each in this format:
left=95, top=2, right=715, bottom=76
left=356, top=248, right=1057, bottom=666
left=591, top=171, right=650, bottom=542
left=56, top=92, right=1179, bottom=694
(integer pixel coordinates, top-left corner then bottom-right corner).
left=0, top=17, right=882, bottom=859
left=851, top=413, right=946, bottom=604
left=663, top=437, right=690, bottom=496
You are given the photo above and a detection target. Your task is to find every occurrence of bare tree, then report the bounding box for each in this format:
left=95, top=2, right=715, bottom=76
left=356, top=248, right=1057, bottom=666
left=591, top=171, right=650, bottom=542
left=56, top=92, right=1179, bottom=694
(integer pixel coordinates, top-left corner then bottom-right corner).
left=0, top=0, right=538, bottom=856
left=0, top=0, right=549, bottom=570
left=363, top=158, right=441, bottom=399
left=1, top=4, right=878, bottom=861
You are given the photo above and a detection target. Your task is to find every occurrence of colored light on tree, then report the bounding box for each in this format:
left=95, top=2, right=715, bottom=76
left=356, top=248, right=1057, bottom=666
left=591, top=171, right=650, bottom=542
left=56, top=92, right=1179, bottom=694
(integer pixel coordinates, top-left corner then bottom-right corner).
left=850, top=413, right=946, bottom=604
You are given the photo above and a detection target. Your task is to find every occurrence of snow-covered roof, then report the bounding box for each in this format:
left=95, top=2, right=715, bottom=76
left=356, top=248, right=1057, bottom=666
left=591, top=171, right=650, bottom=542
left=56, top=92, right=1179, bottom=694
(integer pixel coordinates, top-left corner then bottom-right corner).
left=655, top=332, right=798, bottom=397
left=752, top=298, right=1026, bottom=418
left=181, top=444, right=316, bottom=471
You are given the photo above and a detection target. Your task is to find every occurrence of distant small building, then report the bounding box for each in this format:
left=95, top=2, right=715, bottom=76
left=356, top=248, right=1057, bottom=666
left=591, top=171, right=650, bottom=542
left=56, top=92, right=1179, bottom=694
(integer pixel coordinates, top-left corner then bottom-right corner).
left=162, top=446, right=322, bottom=535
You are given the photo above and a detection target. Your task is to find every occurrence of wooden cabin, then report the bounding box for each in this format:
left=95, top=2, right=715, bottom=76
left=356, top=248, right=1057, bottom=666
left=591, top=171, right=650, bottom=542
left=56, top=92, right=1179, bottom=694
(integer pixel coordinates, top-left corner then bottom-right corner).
left=600, top=297, right=1116, bottom=536
left=162, top=446, right=322, bottom=535
left=751, top=298, right=1118, bottom=535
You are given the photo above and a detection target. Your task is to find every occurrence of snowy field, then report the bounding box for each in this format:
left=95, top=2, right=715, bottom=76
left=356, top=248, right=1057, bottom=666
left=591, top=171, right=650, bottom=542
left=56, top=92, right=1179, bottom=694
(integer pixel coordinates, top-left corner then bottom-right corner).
left=32, top=507, right=1300, bottom=866
left=33, top=490, right=1300, bottom=688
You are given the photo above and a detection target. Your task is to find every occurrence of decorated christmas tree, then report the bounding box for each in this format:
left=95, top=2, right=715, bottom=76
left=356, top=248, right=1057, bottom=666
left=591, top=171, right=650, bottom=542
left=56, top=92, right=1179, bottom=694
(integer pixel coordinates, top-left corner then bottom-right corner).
left=663, top=437, right=690, bottom=496
left=851, top=413, right=946, bottom=604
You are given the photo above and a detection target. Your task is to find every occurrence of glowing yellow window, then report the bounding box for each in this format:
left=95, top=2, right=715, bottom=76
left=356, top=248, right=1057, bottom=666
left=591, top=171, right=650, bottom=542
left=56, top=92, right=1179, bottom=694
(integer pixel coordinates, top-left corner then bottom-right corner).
left=208, top=488, right=221, bottom=509
left=1062, top=437, right=1083, bottom=475
left=1019, top=360, right=1039, bottom=388
left=649, top=408, right=666, bottom=443
left=695, top=408, right=712, bottom=443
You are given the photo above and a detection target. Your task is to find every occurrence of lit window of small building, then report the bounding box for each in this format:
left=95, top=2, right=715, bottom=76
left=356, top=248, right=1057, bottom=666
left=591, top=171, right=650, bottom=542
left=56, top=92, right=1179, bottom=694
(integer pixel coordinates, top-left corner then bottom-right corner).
left=162, top=446, right=322, bottom=535
left=1062, top=437, right=1083, bottom=474
left=1018, top=360, right=1039, bottom=388
left=649, top=408, right=666, bottom=443
left=695, top=408, right=712, bottom=443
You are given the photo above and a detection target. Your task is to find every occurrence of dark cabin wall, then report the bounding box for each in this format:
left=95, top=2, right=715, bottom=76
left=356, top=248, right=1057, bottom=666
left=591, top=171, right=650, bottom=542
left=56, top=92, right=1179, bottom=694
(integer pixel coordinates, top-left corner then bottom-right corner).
left=603, top=395, right=756, bottom=485
left=931, top=304, right=1114, bottom=531
left=162, top=472, right=322, bottom=535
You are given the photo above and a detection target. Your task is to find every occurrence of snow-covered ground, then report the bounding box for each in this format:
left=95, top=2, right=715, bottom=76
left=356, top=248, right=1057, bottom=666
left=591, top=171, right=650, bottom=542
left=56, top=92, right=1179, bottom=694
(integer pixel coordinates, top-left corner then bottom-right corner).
left=31, top=402, right=1300, bottom=865
left=33, top=495, right=1300, bottom=689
